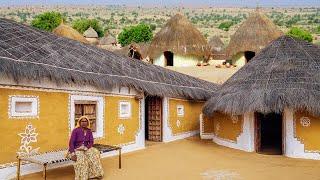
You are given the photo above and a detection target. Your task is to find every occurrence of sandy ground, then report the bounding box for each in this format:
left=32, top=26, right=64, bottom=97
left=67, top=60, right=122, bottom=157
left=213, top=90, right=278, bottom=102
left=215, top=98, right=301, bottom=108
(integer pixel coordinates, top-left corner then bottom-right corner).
left=166, top=66, right=239, bottom=84
left=22, top=136, right=320, bottom=180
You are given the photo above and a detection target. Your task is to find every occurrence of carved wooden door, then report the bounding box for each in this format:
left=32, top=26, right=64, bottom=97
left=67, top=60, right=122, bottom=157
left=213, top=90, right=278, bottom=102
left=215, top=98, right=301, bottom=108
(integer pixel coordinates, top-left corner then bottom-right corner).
left=147, top=97, right=162, bottom=142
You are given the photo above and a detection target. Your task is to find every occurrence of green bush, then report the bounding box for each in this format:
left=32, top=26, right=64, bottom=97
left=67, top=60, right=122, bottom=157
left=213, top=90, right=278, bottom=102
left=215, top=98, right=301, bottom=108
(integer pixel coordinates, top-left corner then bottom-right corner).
left=72, top=19, right=104, bottom=37
left=118, top=24, right=153, bottom=47
left=31, top=11, right=64, bottom=32
left=218, top=21, right=234, bottom=31
left=316, top=26, right=320, bottom=34
left=287, top=27, right=313, bottom=42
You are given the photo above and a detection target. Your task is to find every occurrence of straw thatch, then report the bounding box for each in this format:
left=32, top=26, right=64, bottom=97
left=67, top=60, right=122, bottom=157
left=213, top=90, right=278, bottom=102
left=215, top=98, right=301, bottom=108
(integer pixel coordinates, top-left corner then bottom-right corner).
left=225, top=10, right=283, bottom=58
left=0, top=18, right=217, bottom=100
left=208, top=36, right=224, bottom=52
left=53, top=23, right=89, bottom=44
left=99, top=34, right=117, bottom=45
left=147, top=14, right=210, bottom=59
left=83, top=27, right=98, bottom=38
left=114, top=42, right=150, bottom=59
left=203, top=35, right=320, bottom=117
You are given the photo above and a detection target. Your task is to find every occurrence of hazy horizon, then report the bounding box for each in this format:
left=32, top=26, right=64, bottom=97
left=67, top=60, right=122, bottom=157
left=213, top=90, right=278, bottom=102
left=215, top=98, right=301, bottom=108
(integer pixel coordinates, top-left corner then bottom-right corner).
left=1, top=0, right=320, bottom=7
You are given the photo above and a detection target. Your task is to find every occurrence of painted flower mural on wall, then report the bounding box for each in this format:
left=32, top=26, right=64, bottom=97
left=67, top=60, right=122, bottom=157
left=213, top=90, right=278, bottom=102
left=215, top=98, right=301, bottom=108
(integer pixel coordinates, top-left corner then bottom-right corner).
left=117, top=124, right=125, bottom=135
left=17, top=123, right=40, bottom=157
left=300, top=117, right=311, bottom=127
left=231, top=115, right=239, bottom=124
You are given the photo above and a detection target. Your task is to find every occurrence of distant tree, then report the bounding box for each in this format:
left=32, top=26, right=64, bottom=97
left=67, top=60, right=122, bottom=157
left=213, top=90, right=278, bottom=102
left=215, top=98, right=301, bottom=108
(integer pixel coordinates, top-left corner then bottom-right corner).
left=72, top=19, right=104, bottom=37
left=149, top=24, right=156, bottom=31
left=287, top=27, right=313, bottom=42
left=316, top=26, right=320, bottom=34
left=218, top=21, right=234, bottom=31
left=31, top=11, right=64, bottom=32
left=118, top=24, right=153, bottom=47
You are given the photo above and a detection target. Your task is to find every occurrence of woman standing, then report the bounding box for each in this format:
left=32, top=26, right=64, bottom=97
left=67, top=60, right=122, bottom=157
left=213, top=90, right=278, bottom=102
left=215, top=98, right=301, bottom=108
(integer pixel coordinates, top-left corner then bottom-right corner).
left=69, top=116, right=104, bottom=180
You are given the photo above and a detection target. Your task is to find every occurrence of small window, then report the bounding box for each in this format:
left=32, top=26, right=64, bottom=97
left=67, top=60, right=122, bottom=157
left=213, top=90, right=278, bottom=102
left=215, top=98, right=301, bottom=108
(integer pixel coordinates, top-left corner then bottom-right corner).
left=119, top=101, right=131, bottom=119
left=70, top=95, right=104, bottom=139
left=10, top=96, right=39, bottom=118
left=177, top=105, right=184, bottom=117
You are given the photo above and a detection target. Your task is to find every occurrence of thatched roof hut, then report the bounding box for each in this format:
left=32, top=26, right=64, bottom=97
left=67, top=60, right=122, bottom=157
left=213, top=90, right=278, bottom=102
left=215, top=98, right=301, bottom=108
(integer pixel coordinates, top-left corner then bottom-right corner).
left=147, top=13, right=210, bottom=59
left=99, top=34, right=117, bottom=46
left=52, top=23, right=89, bottom=44
left=203, top=35, right=320, bottom=116
left=0, top=18, right=217, bottom=100
left=225, top=10, right=283, bottom=58
left=83, top=27, right=98, bottom=38
left=208, top=36, right=224, bottom=52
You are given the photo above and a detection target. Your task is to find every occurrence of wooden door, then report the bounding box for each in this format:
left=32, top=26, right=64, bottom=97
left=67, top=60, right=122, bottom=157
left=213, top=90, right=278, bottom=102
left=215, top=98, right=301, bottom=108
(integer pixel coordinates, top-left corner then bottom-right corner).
left=255, top=113, right=261, bottom=152
left=147, top=97, right=162, bottom=142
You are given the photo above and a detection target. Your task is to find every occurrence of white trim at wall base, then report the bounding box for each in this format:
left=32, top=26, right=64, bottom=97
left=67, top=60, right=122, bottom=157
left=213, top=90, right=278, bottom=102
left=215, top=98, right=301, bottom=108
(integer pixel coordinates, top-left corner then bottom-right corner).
left=163, top=130, right=200, bottom=143
left=211, top=112, right=255, bottom=152
left=284, top=108, right=320, bottom=160
left=201, top=134, right=215, bottom=139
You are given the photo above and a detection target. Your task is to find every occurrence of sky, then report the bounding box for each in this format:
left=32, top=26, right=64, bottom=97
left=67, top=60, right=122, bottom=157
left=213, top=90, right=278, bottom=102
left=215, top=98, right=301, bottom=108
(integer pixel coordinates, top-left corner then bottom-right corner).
left=1, top=0, right=320, bottom=7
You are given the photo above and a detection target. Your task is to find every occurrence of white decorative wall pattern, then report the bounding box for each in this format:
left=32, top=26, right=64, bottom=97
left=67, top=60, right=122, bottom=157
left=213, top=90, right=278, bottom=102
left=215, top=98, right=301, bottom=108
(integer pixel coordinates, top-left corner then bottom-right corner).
left=215, top=122, right=220, bottom=135
left=17, top=123, right=40, bottom=157
left=231, top=115, right=239, bottom=124
left=117, top=124, right=125, bottom=135
left=300, top=116, right=311, bottom=127
left=176, top=120, right=181, bottom=128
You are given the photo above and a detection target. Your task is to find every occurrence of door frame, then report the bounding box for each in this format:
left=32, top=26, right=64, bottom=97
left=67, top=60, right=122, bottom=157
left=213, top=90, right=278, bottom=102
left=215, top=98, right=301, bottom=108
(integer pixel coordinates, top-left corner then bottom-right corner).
left=145, top=96, right=163, bottom=142
left=254, top=112, right=285, bottom=154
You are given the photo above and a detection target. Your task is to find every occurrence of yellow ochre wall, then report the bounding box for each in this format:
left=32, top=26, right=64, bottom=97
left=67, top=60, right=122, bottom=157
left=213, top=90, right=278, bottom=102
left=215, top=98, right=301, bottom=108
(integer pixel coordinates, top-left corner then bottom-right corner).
left=168, top=99, right=203, bottom=135
left=294, top=110, right=320, bottom=152
left=0, top=88, right=140, bottom=165
left=211, top=112, right=243, bottom=142
left=202, top=115, right=215, bottom=134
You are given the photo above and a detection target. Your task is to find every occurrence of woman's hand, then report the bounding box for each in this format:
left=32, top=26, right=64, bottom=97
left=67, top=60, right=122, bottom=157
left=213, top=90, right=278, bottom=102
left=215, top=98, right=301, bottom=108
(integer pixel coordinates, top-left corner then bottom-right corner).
left=71, top=155, right=77, bottom=162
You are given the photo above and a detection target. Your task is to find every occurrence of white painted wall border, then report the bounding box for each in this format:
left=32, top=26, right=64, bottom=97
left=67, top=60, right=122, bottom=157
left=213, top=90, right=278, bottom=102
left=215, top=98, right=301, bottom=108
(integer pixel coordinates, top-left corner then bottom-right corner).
left=284, top=108, right=320, bottom=160
left=162, top=97, right=199, bottom=143
left=212, top=112, right=255, bottom=152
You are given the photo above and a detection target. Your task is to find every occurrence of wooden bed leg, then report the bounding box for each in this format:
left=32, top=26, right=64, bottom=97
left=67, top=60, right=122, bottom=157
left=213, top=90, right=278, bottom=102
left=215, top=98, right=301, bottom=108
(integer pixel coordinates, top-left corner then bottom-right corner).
left=43, top=163, right=47, bottom=180
left=119, top=148, right=122, bottom=169
left=16, top=156, right=21, bottom=180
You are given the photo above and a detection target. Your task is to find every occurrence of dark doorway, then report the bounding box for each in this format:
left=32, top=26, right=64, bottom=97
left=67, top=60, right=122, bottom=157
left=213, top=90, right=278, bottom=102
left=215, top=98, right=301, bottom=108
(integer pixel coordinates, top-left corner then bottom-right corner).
left=145, top=96, right=163, bottom=142
left=164, top=51, right=174, bottom=66
left=244, top=51, right=255, bottom=63
left=255, top=112, right=283, bottom=155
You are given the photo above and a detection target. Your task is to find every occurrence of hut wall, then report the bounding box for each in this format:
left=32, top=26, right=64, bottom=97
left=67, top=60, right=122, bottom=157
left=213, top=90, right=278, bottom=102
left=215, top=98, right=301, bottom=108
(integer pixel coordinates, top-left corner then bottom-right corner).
left=231, top=52, right=246, bottom=67
left=211, top=112, right=255, bottom=152
left=0, top=86, right=145, bottom=177
left=85, top=37, right=99, bottom=44
left=284, top=108, right=320, bottom=160
left=162, top=98, right=203, bottom=142
left=200, top=114, right=215, bottom=139
left=153, top=54, right=201, bottom=67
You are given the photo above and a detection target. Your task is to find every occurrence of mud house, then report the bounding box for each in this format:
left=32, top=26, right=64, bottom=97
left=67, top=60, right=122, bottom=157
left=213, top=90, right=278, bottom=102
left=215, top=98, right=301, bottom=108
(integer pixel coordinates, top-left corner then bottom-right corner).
left=201, top=36, right=320, bottom=160
left=0, top=18, right=217, bottom=177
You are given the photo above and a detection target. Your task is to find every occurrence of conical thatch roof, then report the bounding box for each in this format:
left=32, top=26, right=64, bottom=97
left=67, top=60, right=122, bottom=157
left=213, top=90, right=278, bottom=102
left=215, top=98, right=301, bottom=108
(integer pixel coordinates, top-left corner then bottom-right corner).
left=53, top=23, right=89, bottom=44
left=147, top=14, right=210, bottom=59
left=84, top=27, right=98, bottom=38
left=203, top=36, right=320, bottom=116
left=99, top=34, right=117, bottom=45
left=0, top=18, right=217, bottom=100
left=208, top=36, right=224, bottom=52
left=225, top=10, right=283, bottom=58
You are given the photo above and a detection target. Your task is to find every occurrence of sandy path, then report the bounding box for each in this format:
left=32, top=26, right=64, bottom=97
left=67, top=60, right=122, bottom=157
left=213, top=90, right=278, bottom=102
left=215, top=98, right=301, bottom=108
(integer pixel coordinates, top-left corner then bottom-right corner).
left=22, top=136, right=320, bottom=180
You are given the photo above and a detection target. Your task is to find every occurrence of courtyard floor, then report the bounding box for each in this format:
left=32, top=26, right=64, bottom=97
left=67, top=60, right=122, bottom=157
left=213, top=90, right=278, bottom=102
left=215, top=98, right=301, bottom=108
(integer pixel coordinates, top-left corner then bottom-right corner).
left=22, top=136, right=320, bottom=180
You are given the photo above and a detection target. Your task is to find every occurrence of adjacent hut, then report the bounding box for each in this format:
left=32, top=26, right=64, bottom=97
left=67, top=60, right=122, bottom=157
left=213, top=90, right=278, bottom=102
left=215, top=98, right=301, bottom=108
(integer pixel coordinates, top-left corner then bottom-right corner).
left=201, top=35, right=320, bottom=160
left=83, top=26, right=99, bottom=44
left=208, top=36, right=226, bottom=60
left=53, top=23, right=89, bottom=44
left=99, top=33, right=117, bottom=46
left=226, top=9, right=283, bottom=67
left=0, top=18, right=217, bottom=177
left=147, top=13, right=210, bottom=67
